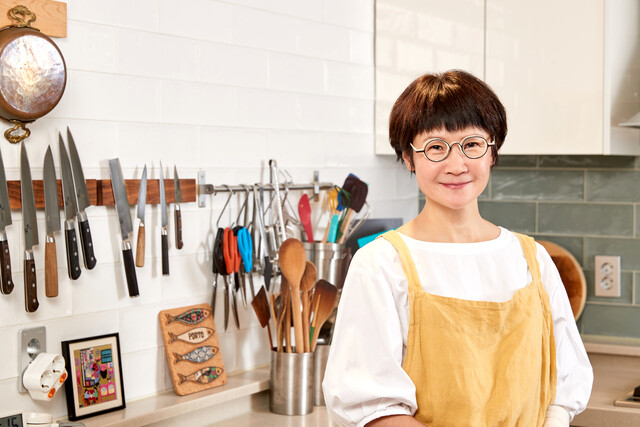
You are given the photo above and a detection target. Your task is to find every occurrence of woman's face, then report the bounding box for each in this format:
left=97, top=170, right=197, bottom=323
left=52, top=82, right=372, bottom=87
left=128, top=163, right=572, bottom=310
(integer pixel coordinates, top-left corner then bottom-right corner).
left=404, top=127, right=494, bottom=212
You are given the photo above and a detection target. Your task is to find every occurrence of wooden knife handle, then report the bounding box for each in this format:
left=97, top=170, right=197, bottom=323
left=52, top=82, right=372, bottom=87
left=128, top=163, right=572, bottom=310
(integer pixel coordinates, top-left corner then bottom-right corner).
left=135, top=222, right=145, bottom=267
left=24, top=255, right=38, bottom=312
left=122, top=243, right=139, bottom=297
left=161, top=230, right=169, bottom=276
left=174, top=205, right=183, bottom=249
left=65, top=225, right=81, bottom=280
left=0, top=237, right=14, bottom=295
left=78, top=218, right=97, bottom=270
left=45, top=236, right=58, bottom=297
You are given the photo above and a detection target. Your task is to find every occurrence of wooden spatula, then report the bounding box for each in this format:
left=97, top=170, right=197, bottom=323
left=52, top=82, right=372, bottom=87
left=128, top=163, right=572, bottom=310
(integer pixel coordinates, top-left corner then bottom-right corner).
left=310, top=279, right=338, bottom=351
left=251, top=286, right=273, bottom=350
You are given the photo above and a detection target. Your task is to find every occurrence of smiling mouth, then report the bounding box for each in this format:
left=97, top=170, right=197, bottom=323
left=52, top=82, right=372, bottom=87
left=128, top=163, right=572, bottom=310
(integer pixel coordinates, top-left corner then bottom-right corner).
left=441, top=182, right=470, bottom=189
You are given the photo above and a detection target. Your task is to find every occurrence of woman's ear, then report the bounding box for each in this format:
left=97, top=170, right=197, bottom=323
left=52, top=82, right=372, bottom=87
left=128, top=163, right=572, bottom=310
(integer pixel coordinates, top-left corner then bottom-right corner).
left=402, top=151, right=414, bottom=172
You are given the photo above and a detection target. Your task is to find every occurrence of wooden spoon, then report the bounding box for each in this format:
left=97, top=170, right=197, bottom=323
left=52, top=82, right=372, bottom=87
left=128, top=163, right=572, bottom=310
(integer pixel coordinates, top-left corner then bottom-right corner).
left=310, top=279, right=338, bottom=351
left=251, top=286, right=273, bottom=350
left=278, top=238, right=307, bottom=353
left=300, top=261, right=317, bottom=352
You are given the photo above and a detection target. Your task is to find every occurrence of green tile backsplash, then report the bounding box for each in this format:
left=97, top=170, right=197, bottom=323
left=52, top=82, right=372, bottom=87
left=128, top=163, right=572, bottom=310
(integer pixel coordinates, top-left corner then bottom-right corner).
left=419, top=155, right=640, bottom=341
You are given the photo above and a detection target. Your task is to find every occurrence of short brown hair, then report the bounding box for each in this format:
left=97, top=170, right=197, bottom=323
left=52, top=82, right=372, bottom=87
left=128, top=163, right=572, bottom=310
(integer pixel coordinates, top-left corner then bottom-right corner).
left=389, top=70, right=507, bottom=168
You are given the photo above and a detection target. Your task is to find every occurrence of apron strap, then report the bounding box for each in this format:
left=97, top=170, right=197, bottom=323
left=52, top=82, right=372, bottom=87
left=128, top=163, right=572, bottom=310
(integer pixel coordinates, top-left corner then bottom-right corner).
left=514, top=232, right=542, bottom=283
left=380, top=230, right=423, bottom=293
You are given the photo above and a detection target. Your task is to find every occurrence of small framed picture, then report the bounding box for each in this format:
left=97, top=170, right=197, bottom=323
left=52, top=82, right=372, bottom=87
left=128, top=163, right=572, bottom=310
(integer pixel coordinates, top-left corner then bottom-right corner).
left=61, top=333, right=126, bottom=421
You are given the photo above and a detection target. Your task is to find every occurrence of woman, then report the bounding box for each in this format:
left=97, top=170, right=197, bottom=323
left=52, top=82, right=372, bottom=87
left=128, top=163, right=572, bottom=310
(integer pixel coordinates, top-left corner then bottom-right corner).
left=323, top=70, right=592, bottom=427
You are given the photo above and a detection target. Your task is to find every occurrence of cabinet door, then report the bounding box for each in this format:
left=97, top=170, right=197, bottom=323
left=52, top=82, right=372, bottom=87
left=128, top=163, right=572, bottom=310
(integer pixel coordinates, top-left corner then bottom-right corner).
left=486, top=0, right=604, bottom=154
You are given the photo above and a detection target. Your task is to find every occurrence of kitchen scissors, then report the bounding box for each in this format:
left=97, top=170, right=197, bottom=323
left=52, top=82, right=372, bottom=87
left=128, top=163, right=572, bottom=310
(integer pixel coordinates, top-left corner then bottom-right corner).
left=223, top=226, right=240, bottom=329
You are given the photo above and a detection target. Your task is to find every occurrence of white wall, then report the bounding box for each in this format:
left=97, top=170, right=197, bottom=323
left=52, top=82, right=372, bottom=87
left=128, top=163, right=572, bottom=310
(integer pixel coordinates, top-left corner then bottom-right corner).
left=0, top=0, right=417, bottom=418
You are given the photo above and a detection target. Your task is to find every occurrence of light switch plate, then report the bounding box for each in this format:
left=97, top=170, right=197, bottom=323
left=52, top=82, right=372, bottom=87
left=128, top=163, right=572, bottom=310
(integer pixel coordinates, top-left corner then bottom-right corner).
left=594, top=255, right=621, bottom=297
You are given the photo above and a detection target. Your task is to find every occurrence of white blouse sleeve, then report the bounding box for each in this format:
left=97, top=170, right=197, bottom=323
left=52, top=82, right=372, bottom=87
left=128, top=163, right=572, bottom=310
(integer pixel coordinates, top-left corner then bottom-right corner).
left=536, top=243, right=594, bottom=420
left=323, top=244, right=417, bottom=427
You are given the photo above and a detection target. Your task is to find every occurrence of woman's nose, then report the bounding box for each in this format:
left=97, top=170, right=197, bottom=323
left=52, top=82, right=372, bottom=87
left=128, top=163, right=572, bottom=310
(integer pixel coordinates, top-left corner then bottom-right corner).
left=445, top=144, right=468, bottom=172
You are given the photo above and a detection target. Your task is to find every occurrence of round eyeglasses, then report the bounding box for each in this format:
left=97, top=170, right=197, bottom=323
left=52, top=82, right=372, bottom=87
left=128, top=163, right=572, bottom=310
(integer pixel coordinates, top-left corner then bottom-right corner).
left=410, top=135, right=495, bottom=162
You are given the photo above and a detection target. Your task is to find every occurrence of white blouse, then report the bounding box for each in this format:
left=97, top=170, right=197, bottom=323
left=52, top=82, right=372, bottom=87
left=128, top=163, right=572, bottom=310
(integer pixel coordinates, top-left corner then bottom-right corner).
left=323, top=228, right=593, bottom=427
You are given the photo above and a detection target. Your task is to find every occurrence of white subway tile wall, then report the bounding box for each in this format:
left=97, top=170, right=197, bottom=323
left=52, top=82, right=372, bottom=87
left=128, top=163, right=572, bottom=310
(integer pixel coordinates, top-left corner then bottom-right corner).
left=0, top=0, right=418, bottom=417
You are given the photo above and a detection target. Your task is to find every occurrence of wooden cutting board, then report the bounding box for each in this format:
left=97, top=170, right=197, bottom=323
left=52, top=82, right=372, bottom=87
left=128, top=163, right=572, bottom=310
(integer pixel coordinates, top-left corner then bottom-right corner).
left=158, top=303, right=227, bottom=396
left=538, top=241, right=587, bottom=320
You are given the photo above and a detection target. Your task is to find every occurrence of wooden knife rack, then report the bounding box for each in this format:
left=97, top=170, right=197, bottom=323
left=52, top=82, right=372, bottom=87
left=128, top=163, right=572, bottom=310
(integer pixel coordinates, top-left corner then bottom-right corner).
left=4, top=179, right=196, bottom=210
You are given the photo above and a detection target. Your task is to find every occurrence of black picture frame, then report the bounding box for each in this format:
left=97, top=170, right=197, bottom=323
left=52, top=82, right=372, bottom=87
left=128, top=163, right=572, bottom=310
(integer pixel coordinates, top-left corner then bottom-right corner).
left=61, top=333, right=126, bottom=421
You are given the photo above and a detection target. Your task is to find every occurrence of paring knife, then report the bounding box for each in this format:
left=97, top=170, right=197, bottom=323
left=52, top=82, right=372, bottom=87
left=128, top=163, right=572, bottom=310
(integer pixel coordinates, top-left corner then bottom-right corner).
left=173, top=166, right=183, bottom=250
left=67, top=127, right=96, bottom=270
left=0, top=146, right=14, bottom=295
left=43, top=146, right=60, bottom=297
left=20, top=143, right=39, bottom=312
left=159, top=163, right=169, bottom=276
left=108, top=159, right=139, bottom=297
left=59, top=134, right=81, bottom=280
left=135, top=165, right=147, bottom=267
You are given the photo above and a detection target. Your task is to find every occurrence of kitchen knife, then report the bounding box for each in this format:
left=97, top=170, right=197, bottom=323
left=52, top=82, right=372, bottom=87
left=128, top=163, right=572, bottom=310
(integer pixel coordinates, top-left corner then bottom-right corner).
left=59, top=134, right=81, bottom=280
left=173, top=166, right=183, bottom=250
left=159, top=162, right=169, bottom=275
left=67, top=127, right=97, bottom=270
left=135, top=165, right=147, bottom=267
left=108, top=159, right=139, bottom=297
left=20, top=143, right=38, bottom=312
left=43, top=146, right=60, bottom=297
left=0, top=146, right=14, bottom=295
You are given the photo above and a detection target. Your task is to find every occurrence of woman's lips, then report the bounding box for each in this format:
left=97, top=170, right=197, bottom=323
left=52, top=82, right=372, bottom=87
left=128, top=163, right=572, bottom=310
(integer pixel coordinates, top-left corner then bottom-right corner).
left=441, top=181, right=470, bottom=189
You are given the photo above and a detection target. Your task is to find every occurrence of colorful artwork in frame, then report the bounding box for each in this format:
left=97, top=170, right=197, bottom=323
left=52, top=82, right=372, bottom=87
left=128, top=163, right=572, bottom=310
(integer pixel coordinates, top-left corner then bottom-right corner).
left=61, top=333, right=125, bottom=421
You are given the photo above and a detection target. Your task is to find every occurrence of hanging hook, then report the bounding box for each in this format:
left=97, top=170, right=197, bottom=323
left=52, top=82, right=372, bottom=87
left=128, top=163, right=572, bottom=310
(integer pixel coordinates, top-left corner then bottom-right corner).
left=235, top=186, right=250, bottom=226
left=242, top=184, right=252, bottom=227
left=216, top=185, right=234, bottom=228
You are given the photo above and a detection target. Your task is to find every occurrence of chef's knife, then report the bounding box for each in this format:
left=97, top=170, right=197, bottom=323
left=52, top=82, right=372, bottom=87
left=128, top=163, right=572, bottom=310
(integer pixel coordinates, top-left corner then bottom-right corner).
left=20, top=143, right=38, bottom=312
left=0, top=147, right=14, bottom=295
left=67, top=127, right=96, bottom=270
left=108, top=159, right=139, bottom=297
left=43, top=146, right=60, bottom=297
left=173, top=166, right=183, bottom=250
left=159, top=163, right=169, bottom=276
left=135, top=165, right=147, bottom=267
left=59, top=134, right=81, bottom=280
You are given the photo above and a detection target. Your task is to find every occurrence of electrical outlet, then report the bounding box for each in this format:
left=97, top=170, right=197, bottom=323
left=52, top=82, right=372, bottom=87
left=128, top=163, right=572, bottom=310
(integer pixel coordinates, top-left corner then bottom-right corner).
left=594, top=255, right=621, bottom=297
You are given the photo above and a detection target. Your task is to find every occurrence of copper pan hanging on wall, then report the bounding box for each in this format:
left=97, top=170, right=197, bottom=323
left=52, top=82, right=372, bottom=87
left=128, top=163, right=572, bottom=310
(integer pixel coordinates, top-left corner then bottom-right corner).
left=0, top=5, right=66, bottom=143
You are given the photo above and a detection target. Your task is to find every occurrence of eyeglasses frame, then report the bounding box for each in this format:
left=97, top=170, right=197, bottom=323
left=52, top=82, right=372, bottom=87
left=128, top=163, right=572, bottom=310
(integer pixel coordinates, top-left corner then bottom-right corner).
left=410, top=135, right=496, bottom=162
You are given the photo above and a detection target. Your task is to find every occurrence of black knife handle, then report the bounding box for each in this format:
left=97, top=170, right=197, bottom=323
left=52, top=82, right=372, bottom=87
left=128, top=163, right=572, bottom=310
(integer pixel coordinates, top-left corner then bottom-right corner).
left=122, top=242, right=139, bottom=297
left=79, top=217, right=97, bottom=270
left=174, top=206, right=183, bottom=250
left=24, top=255, right=38, bottom=313
left=161, top=229, right=169, bottom=276
left=0, top=236, right=14, bottom=295
left=65, top=224, right=81, bottom=280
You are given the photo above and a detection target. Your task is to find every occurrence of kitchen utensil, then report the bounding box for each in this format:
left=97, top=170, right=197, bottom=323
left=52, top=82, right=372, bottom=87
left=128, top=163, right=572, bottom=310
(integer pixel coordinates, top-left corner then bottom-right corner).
left=300, top=261, right=317, bottom=352
left=298, top=193, right=313, bottom=242
left=135, top=165, right=147, bottom=267
left=67, top=128, right=96, bottom=269
left=232, top=225, right=247, bottom=307
left=320, top=187, right=338, bottom=243
left=20, top=143, right=38, bottom=312
left=213, top=227, right=226, bottom=321
left=276, top=278, right=289, bottom=352
left=58, top=134, right=81, bottom=280
left=237, top=226, right=253, bottom=304
left=538, top=240, right=587, bottom=320
left=269, top=160, right=287, bottom=242
left=278, top=238, right=307, bottom=354
left=337, top=174, right=368, bottom=244
left=174, top=166, right=183, bottom=249
left=159, top=162, right=169, bottom=275
left=0, top=6, right=66, bottom=143
left=108, top=158, right=139, bottom=297
left=310, top=279, right=338, bottom=351
left=251, top=285, right=273, bottom=349
left=0, top=146, right=14, bottom=295
left=253, top=184, right=272, bottom=291
left=223, top=227, right=240, bottom=329
left=43, top=146, right=60, bottom=297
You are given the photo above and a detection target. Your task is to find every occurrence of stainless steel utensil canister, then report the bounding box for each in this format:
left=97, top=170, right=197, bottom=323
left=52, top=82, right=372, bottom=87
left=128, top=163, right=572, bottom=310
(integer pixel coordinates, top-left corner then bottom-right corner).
left=269, top=349, right=314, bottom=415
left=313, top=344, right=331, bottom=406
left=303, top=242, right=347, bottom=289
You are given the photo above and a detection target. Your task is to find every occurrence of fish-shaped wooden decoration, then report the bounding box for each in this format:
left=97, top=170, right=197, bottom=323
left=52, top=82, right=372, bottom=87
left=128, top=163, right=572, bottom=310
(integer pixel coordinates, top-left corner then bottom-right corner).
left=179, top=366, right=224, bottom=384
left=169, top=327, right=215, bottom=344
left=166, top=308, right=211, bottom=325
left=174, top=345, right=218, bottom=364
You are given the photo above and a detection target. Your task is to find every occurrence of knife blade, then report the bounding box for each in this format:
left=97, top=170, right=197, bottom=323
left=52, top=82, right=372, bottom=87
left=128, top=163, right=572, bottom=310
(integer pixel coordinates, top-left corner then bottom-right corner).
left=20, top=143, right=38, bottom=313
left=173, top=165, right=183, bottom=250
left=135, top=165, right=147, bottom=267
left=0, top=146, right=14, bottom=295
left=43, top=146, right=60, bottom=298
left=59, top=134, right=81, bottom=280
left=159, top=163, right=169, bottom=275
left=108, top=159, right=139, bottom=297
left=67, top=127, right=96, bottom=270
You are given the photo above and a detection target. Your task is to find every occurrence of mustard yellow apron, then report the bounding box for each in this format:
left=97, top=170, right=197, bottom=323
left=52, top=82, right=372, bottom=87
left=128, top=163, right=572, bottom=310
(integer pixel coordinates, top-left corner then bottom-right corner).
left=381, top=231, right=556, bottom=426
